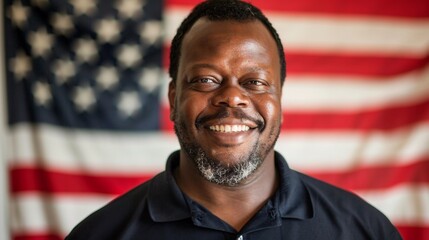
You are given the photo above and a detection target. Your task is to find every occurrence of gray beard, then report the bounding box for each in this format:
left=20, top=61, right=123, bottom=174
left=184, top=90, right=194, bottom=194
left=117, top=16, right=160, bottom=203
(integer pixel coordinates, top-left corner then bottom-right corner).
left=174, top=121, right=274, bottom=187
left=185, top=141, right=262, bottom=186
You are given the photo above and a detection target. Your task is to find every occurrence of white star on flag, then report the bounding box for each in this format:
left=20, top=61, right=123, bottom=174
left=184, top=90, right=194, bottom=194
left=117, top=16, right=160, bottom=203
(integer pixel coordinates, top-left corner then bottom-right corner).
left=33, top=81, right=52, bottom=107
left=9, top=51, right=32, bottom=80
left=8, top=0, right=29, bottom=28
left=52, top=58, right=76, bottom=84
left=139, top=67, right=161, bottom=93
left=51, top=13, right=74, bottom=36
left=117, top=91, right=142, bottom=117
left=140, top=21, right=162, bottom=45
left=72, top=85, right=96, bottom=112
left=116, top=0, right=144, bottom=19
left=96, top=65, right=119, bottom=90
left=73, top=38, right=98, bottom=63
left=27, top=28, right=54, bottom=57
left=95, top=18, right=121, bottom=43
left=70, top=0, right=96, bottom=16
left=116, top=43, right=142, bottom=68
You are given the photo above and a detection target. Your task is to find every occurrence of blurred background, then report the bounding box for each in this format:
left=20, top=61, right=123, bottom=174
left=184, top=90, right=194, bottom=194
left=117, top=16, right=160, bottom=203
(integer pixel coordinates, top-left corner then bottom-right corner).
left=1, top=0, right=428, bottom=239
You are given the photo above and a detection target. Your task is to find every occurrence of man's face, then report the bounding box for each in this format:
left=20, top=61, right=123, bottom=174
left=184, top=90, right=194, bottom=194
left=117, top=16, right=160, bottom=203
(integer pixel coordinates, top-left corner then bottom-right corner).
left=169, top=18, right=283, bottom=186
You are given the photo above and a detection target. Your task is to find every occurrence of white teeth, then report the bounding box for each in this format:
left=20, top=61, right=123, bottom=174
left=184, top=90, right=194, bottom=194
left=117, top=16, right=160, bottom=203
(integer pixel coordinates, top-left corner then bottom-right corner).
left=209, top=125, right=250, bottom=133
left=225, top=125, right=231, bottom=132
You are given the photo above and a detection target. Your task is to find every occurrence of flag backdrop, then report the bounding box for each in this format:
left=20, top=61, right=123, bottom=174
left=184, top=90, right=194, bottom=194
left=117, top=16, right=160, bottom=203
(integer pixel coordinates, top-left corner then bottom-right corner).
left=4, top=0, right=429, bottom=239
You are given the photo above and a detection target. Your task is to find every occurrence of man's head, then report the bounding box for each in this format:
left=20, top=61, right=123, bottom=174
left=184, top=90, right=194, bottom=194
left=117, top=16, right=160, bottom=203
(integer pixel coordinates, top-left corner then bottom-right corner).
left=169, top=0, right=285, bottom=187
left=169, top=0, right=286, bottom=85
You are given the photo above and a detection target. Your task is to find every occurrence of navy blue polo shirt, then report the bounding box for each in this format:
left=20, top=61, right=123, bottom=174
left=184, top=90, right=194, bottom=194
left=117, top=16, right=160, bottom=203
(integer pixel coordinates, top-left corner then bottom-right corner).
left=66, top=151, right=402, bottom=240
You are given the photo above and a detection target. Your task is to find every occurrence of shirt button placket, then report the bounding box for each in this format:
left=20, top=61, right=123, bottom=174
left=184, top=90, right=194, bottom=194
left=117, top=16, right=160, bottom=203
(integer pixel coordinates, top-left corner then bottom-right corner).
left=236, top=235, right=243, bottom=240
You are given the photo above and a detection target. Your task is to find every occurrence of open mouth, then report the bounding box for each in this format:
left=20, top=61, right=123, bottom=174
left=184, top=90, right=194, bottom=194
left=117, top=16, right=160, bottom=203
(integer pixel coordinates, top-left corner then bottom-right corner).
left=209, top=124, right=250, bottom=133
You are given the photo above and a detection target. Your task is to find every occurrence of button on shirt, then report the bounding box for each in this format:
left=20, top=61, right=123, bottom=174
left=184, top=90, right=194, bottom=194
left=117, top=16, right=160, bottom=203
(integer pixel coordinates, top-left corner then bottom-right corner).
left=66, top=151, right=402, bottom=240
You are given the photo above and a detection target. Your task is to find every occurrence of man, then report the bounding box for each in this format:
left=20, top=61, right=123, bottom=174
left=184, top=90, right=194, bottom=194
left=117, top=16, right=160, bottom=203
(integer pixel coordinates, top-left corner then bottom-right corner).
left=67, top=0, right=402, bottom=239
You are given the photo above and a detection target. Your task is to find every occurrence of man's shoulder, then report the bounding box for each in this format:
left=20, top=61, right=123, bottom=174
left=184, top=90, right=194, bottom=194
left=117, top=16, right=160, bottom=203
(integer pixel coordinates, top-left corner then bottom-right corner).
left=297, top=171, right=368, bottom=205
left=296, top=171, right=381, bottom=215
left=292, top=170, right=402, bottom=239
left=65, top=171, right=165, bottom=239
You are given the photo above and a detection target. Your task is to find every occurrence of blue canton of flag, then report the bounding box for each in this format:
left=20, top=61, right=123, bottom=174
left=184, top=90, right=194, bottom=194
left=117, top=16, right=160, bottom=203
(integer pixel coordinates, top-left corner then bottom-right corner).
left=5, top=0, right=164, bottom=131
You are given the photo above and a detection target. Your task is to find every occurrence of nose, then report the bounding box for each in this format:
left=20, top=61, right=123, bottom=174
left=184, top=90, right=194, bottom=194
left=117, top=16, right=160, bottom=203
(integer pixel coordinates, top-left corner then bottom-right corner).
left=211, top=84, right=250, bottom=108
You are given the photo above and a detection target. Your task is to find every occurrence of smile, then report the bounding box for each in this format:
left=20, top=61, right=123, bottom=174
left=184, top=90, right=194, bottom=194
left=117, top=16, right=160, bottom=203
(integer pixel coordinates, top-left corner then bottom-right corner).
left=209, top=125, right=250, bottom=133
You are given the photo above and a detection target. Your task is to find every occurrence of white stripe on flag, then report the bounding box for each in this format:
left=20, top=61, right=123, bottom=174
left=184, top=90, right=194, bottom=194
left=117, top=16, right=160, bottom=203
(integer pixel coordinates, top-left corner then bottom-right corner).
left=357, top=184, right=429, bottom=225
left=8, top=124, right=179, bottom=173
left=10, top=193, right=111, bottom=237
left=277, top=122, right=429, bottom=171
left=8, top=122, right=429, bottom=173
left=282, top=66, right=429, bottom=111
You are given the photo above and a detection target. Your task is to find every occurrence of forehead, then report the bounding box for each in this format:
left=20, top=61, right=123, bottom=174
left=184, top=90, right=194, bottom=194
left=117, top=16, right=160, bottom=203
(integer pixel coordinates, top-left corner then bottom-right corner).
left=179, top=18, right=280, bottom=76
left=182, top=18, right=276, bottom=52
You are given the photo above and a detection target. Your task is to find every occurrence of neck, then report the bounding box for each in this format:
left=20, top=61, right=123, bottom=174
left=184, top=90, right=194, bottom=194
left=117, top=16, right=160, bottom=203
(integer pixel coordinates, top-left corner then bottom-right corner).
left=174, top=151, right=279, bottom=231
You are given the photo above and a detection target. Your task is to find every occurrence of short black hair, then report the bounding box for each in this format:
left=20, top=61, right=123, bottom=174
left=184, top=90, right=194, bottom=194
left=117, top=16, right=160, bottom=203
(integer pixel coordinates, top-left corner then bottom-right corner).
left=169, top=0, right=286, bottom=85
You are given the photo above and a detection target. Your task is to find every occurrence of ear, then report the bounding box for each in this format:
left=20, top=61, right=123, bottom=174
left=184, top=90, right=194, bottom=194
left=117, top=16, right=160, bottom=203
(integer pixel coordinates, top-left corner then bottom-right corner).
left=168, top=81, right=176, bottom=121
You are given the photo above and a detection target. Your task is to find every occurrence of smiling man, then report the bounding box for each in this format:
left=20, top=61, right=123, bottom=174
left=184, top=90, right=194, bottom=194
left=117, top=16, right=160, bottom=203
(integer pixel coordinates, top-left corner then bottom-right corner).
left=67, top=1, right=402, bottom=239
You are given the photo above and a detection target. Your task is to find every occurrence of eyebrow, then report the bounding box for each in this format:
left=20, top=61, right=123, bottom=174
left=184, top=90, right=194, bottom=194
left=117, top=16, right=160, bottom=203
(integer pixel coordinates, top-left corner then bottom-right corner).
left=244, top=66, right=267, bottom=73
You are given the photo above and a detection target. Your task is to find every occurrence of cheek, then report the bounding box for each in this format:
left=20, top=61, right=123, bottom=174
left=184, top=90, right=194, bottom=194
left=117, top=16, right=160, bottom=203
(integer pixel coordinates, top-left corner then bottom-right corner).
left=177, top=93, right=207, bottom=123
left=257, top=95, right=282, bottom=124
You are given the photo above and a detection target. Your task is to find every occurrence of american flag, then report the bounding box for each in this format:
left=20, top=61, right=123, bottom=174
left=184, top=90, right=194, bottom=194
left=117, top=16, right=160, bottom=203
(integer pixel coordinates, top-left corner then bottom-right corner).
left=4, top=0, right=429, bottom=239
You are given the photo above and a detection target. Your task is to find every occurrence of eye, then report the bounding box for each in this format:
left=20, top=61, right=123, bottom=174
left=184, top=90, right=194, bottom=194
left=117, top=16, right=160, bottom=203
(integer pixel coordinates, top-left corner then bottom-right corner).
left=191, top=77, right=218, bottom=84
left=242, top=79, right=270, bottom=92
left=198, top=78, right=215, bottom=83
left=246, top=80, right=264, bottom=86
left=189, top=77, right=220, bottom=91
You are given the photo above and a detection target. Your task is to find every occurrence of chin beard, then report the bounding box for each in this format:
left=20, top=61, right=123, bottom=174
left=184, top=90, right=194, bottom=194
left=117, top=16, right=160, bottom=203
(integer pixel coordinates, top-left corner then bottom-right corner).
left=184, top=141, right=263, bottom=186
left=174, top=120, right=278, bottom=187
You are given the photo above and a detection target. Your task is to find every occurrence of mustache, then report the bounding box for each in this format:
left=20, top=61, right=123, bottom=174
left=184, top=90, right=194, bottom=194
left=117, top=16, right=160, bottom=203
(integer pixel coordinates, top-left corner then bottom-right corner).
left=195, top=108, right=264, bottom=130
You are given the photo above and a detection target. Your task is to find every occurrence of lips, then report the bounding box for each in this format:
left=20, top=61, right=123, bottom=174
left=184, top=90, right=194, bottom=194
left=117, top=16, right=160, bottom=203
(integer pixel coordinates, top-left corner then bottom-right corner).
left=195, top=111, right=263, bottom=146
left=204, top=122, right=255, bottom=146
left=196, top=108, right=263, bottom=132
left=209, top=124, right=250, bottom=133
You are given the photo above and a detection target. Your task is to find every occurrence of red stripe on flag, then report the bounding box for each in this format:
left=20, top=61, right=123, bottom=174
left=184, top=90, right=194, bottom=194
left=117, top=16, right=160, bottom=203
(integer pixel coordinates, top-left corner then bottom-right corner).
left=10, top=159, right=429, bottom=194
left=287, top=53, right=429, bottom=77
left=283, top=98, right=429, bottom=131
left=307, top=158, right=429, bottom=192
left=161, top=104, right=174, bottom=131
left=10, top=166, right=156, bottom=195
left=163, top=45, right=429, bottom=77
left=166, top=0, right=429, bottom=18
left=13, top=233, right=63, bottom=240
left=397, top=225, right=429, bottom=240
